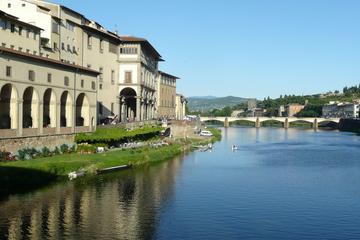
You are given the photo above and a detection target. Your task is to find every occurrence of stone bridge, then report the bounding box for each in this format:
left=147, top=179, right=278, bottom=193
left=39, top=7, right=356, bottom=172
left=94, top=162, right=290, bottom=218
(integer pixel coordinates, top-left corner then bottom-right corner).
left=200, top=116, right=340, bottom=129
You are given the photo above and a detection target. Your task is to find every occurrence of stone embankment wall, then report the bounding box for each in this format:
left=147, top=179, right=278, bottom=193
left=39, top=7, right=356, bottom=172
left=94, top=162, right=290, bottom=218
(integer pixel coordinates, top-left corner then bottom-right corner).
left=338, top=119, right=360, bottom=133
left=0, top=134, right=75, bottom=153
left=98, top=120, right=158, bottom=130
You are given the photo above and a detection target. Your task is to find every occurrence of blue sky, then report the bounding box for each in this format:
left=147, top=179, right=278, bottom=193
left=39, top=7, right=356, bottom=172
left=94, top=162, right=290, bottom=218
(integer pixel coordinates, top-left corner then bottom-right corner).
left=53, top=0, right=360, bottom=99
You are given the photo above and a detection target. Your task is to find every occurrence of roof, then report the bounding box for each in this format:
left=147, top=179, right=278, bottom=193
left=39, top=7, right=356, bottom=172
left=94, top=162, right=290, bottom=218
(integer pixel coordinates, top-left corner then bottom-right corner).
left=0, top=10, right=43, bottom=31
left=159, top=71, right=180, bottom=80
left=0, top=46, right=99, bottom=75
left=120, top=36, right=164, bottom=61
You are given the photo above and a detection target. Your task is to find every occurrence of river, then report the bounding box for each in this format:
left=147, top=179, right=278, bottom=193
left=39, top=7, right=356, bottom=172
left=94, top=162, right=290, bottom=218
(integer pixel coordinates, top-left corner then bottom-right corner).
left=1, top=127, right=360, bottom=239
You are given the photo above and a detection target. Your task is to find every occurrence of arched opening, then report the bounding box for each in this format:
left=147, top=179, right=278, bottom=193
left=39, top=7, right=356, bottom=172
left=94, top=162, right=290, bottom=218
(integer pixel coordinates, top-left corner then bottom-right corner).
left=230, top=120, right=255, bottom=127
left=120, top=88, right=137, bottom=122
left=0, top=84, right=18, bottom=129
left=43, top=89, right=56, bottom=128
left=60, top=91, right=72, bottom=127
left=203, top=120, right=225, bottom=126
left=261, top=120, right=284, bottom=128
left=318, top=120, right=338, bottom=130
left=76, top=93, right=90, bottom=126
left=23, top=87, right=39, bottom=128
left=289, top=120, right=312, bottom=128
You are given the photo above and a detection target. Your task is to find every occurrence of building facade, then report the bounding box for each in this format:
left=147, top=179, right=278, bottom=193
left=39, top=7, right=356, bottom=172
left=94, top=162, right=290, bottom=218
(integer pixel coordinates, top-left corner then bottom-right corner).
left=119, top=36, right=163, bottom=122
left=285, top=104, right=305, bottom=117
left=157, top=71, right=178, bottom=119
left=322, top=102, right=360, bottom=119
left=0, top=13, right=98, bottom=139
left=1, top=0, right=183, bottom=135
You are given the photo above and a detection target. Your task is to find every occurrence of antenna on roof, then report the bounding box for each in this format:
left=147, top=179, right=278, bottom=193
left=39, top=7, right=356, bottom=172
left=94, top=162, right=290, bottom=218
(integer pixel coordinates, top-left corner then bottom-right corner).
left=114, top=24, right=119, bottom=35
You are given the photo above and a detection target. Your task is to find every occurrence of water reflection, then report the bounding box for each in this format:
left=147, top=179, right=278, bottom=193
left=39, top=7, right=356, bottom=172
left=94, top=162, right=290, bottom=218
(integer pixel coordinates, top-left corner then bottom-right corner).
left=0, top=156, right=184, bottom=240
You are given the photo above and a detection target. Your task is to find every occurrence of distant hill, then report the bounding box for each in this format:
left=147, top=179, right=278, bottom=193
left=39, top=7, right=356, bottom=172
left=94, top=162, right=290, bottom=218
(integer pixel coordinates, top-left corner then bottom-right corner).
left=188, top=96, right=251, bottom=112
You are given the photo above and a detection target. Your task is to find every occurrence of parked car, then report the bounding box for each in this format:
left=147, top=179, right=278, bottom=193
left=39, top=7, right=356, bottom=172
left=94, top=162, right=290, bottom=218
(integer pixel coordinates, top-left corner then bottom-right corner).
left=199, top=130, right=213, bottom=137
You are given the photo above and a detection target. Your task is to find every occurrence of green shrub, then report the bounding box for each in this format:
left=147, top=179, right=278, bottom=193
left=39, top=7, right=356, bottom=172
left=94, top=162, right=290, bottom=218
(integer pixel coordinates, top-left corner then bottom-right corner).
left=41, top=147, right=51, bottom=157
left=77, top=144, right=96, bottom=154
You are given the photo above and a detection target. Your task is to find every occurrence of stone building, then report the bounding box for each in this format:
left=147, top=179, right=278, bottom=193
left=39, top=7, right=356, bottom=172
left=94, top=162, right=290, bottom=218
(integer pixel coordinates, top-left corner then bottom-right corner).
left=119, top=36, right=163, bottom=122
left=322, top=102, right=359, bottom=119
left=0, top=11, right=98, bottom=139
left=175, top=94, right=187, bottom=120
left=285, top=103, right=305, bottom=117
left=1, top=0, right=181, bottom=129
left=157, top=71, right=178, bottom=119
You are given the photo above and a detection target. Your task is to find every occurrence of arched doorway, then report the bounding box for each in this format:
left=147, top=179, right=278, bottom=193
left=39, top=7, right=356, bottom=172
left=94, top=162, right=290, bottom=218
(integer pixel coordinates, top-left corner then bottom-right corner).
left=0, top=84, right=18, bottom=129
left=43, top=89, right=56, bottom=128
left=60, top=91, right=72, bottom=127
left=76, top=93, right=90, bottom=126
left=23, top=87, right=39, bottom=128
left=120, top=88, right=137, bottom=122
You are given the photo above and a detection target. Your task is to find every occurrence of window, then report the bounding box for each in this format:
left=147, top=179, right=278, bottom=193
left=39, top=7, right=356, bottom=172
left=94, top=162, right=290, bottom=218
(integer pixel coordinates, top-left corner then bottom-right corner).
left=120, top=47, right=138, bottom=54
left=18, top=26, right=22, bottom=35
left=61, top=42, right=65, bottom=50
left=111, top=70, right=115, bottom=85
left=0, top=19, right=6, bottom=30
left=99, top=84, right=103, bottom=90
left=72, top=46, right=76, bottom=53
left=81, top=79, right=84, bottom=88
left=91, top=81, right=96, bottom=90
left=26, top=28, right=30, bottom=38
left=26, top=49, right=30, bottom=53
left=64, top=76, right=69, bottom=86
left=52, top=19, right=59, bottom=34
left=65, top=20, right=74, bottom=31
left=33, top=32, right=37, bottom=40
left=22, top=3, right=26, bottom=7
left=53, top=42, right=58, bottom=50
left=111, top=103, right=114, bottom=115
left=125, top=71, right=132, bottom=84
left=67, top=44, right=71, bottom=52
left=6, top=66, right=11, bottom=77
left=109, top=42, right=117, bottom=53
left=8, top=3, right=11, bottom=8
left=87, top=35, right=92, bottom=48
left=10, top=24, right=15, bottom=33
left=99, top=67, right=103, bottom=82
left=28, top=70, right=35, bottom=81
left=100, top=39, right=104, bottom=53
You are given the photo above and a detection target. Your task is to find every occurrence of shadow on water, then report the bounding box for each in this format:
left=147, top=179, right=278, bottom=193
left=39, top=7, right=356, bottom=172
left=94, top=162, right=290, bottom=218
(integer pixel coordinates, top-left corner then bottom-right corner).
left=0, top=155, right=185, bottom=240
left=0, top=167, right=59, bottom=200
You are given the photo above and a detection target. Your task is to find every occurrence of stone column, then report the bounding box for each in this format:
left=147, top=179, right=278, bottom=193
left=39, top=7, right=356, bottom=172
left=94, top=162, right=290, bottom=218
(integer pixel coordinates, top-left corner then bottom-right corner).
left=284, top=118, right=289, bottom=129
left=17, top=98, right=23, bottom=137
left=136, top=97, right=141, bottom=122
left=56, top=103, right=61, bottom=134
left=255, top=117, right=261, bottom=128
left=313, top=118, right=318, bottom=131
left=39, top=100, right=43, bottom=135
left=224, top=117, right=229, bottom=128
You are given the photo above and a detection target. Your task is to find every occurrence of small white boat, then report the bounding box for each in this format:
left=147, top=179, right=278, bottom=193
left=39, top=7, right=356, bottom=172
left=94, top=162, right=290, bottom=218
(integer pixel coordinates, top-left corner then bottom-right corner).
left=232, top=145, right=240, bottom=151
left=68, top=170, right=86, bottom=180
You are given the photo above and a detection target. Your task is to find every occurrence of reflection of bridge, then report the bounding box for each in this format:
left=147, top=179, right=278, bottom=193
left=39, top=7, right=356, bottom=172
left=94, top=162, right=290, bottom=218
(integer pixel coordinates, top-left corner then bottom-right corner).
left=200, top=116, right=340, bottom=129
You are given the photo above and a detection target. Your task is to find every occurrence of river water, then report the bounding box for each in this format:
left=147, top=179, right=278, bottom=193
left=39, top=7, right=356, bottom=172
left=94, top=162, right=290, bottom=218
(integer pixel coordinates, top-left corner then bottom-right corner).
left=1, top=127, right=360, bottom=239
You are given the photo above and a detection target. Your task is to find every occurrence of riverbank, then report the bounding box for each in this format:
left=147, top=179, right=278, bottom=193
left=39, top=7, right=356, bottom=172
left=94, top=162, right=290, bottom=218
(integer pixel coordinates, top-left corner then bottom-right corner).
left=338, top=118, right=360, bottom=134
left=0, top=127, right=221, bottom=196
